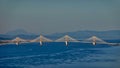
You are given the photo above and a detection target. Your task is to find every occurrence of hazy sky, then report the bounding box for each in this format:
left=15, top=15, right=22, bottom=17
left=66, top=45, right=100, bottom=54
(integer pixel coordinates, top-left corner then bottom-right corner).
left=0, top=0, right=120, bottom=34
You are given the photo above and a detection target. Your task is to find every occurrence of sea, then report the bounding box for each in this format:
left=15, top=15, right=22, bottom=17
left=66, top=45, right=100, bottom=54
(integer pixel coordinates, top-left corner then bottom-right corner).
left=0, top=40, right=120, bottom=68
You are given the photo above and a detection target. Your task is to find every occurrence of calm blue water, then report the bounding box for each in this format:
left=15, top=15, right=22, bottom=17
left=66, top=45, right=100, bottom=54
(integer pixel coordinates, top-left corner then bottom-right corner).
left=0, top=42, right=120, bottom=68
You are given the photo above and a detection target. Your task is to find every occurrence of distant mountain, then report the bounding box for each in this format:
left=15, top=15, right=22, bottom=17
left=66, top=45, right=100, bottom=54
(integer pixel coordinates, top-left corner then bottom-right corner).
left=5, top=29, right=35, bottom=35
left=0, top=30, right=120, bottom=40
left=48, top=30, right=120, bottom=40
left=0, top=29, right=39, bottom=40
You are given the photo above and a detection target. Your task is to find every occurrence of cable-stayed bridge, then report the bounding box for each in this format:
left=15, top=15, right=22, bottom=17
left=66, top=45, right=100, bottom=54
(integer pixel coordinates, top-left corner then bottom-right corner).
left=0, top=35, right=119, bottom=46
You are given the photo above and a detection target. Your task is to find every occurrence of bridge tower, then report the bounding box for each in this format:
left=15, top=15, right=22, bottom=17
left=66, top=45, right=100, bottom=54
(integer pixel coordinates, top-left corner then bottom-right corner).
left=55, top=35, right=79, bottom=46
left=92, top=36, right=96, bottom=45
left=83, top=36, right=108, bottom=45
left=12, top=37, right=26, bottom=45
left=30, top=35, right=53, bottom=46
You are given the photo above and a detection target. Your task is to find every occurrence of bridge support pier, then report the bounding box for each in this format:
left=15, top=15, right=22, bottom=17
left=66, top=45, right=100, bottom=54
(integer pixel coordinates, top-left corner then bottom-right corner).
left=65, top=41, right=68, bottom=46
left=40, top=41, right=42, bottom=46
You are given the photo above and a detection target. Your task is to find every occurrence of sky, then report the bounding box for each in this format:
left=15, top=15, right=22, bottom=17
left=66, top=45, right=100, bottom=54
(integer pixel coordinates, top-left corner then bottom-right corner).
left=0, top=0, right=120, bottom=34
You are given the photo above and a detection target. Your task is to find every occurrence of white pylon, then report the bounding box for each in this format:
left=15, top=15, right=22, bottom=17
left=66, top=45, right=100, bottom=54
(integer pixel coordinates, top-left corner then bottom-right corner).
left=92, top=42, right=96, bottom=45
left=16, top=37, right=20, bottom=45
left=16, top=42, right=19, bottom=45
left=92, top=36, right=96, bottom=45
left=65, top=35, right=68, bottom=46
left=65, top=41, right=68, bottom=46
left=40, top=35, right=43, bottom=46
left=40, top=41, right=42, bottom=45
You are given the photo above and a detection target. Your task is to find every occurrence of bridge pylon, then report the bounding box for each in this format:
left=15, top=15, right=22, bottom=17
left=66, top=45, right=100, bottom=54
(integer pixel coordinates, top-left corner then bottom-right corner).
left=11, top=37, right=26, bottom=45
left=30, top=35, right=53, bottom=46
left=82, top=36, right=108, bottom=45
left=55, top=35, right=79, bottom=46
